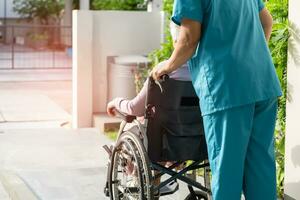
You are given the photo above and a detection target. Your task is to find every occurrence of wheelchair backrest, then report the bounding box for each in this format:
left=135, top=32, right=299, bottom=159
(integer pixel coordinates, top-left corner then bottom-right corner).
left=145, top=78, right=207, bottom=162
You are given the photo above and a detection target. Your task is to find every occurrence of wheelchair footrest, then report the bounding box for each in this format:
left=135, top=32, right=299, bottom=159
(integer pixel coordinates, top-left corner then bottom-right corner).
left=160, top=181, right=179, bottom=196
left=103, top=145, right=113, bottom=157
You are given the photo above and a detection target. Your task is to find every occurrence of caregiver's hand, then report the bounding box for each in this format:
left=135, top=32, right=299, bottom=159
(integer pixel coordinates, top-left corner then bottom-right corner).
left=151, top=64, right=170, bottom=81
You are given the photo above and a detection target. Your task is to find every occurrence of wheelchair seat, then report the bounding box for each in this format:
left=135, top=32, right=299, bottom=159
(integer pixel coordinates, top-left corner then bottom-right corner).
left=145, top=78, right=208, bottom=162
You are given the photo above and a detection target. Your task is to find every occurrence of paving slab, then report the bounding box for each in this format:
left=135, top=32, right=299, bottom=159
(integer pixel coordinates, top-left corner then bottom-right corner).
left=0, top=171, right=39, bottom=200
left=17, top=168, right=106, bottom=200
left=0, top=128, right=110, bottom=200
left=0, top=69, right=71, bottom=82
left=0, top=121, right=66, bottom=130
left=0, top=181, right=9, bottom=200
left=0, top=111, right=5, bottom=122
left=0, top=128, right=109, bottom=170
left=0, top=92, right=70, bottom=122
left=0, top=81, right=72, bottom=114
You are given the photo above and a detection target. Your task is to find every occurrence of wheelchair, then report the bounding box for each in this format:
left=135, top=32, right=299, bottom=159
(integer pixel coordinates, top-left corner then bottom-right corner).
left=103, top=76, right=212, bottom=200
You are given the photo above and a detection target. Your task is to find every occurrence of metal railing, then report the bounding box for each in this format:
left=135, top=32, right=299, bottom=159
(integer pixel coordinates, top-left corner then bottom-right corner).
left=0, top=24, right=72, bottom=69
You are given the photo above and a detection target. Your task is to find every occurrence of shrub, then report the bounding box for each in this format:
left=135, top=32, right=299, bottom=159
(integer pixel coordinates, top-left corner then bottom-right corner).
left=91, top=0, right=146, bottom=11
left=13, top=0, right=64, bottom=25
left=266, top=0, right=288, bottom=198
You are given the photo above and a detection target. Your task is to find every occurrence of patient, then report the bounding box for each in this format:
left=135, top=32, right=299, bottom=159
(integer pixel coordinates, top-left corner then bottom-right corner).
left=106, top=22, right=191, bottom=199
left=107, top=22, right=191, bottom=117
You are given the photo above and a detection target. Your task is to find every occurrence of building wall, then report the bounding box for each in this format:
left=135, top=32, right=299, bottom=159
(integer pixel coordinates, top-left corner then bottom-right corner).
left=0, top=0, right=20, bottom=19
left=91, top=11, right=163, bottom=113
left=72, top=10, right=163, bottom=127
left=285, top=0, right=300, bottom=199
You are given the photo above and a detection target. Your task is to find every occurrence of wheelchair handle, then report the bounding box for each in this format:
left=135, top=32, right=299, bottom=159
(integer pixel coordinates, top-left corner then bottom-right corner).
left=149, top=74, right=169, bottom=93
left=149, top=74, right=169, bottom=83
left=144, top=74, right=169, bottom=119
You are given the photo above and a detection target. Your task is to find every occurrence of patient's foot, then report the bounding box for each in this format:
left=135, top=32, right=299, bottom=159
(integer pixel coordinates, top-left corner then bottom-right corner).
left=125, top=161, right=135, bottom=176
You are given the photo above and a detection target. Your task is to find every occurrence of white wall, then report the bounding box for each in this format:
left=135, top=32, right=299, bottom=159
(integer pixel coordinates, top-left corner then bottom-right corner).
left=285, top=0, right=300, bottom=199
left=73, top=10, right=163, bottom=128
left=92, top=11, right=163, bottom=113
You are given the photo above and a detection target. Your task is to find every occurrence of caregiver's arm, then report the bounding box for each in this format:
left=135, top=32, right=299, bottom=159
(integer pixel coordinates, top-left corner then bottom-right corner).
left=259, top=8, right=273, bottom=42
left=152, top=19, right=201, bottom=80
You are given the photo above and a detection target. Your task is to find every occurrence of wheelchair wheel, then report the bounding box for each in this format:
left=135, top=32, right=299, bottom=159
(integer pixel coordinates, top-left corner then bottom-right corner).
left=184, top=190, right=208, bottom=200
left=109, top=131, right=153, bottom=200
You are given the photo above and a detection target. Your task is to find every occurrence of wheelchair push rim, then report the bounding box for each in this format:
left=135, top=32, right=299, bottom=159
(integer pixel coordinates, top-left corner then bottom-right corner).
left=109, top=132, right=153, bottom=200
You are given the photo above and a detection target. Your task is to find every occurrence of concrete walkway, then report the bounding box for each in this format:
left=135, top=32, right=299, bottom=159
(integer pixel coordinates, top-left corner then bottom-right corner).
left=0, top=181, right=9, bottom=200
left=0, top=69, right=72, bottom=129
left=0, top=128, right=110, bottom=200
left=0, top=128, right=195, bottom=200
left=0, top=91, right=70, bottom=122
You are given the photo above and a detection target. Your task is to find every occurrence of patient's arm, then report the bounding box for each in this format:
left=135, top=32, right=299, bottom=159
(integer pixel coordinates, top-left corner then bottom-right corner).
left=107, top=80, right=148, bottom=117
left=106, top=61, right=190, bottom=117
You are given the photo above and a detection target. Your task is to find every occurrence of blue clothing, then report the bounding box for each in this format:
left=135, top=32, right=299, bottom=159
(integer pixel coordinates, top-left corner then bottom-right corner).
left=172, top=0, right=282, bottom=115
left=203, top=98, right=278, bottom=200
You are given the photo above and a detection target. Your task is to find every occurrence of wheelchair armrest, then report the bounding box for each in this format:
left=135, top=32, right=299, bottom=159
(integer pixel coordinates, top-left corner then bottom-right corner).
left=113, top=109, right=136, bottom=123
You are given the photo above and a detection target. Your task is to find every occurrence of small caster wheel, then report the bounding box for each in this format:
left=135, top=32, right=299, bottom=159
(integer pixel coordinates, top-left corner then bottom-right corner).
left=184, top=190, right=208, bottom=200
left=104, top=182, right=110, bottom=197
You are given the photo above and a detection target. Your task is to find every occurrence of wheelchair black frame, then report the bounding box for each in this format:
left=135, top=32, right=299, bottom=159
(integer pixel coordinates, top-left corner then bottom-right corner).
left=151, top=161, right=210, bottom=194
left=105, top=76, right=212, bottom=199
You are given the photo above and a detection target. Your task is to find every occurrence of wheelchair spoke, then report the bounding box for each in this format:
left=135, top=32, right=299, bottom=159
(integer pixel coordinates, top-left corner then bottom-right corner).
left=111, top=139, right=143, bottom=199
left=109, top=132, right=153, bottom=199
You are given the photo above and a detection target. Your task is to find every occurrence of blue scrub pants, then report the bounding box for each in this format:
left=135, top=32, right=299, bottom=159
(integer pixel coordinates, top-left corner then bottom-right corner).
left=202, top=98, right=278, bottom=200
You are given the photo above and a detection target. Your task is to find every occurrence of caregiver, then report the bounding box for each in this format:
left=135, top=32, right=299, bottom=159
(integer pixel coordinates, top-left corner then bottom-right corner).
left=151, top=0, right=282, bottom=199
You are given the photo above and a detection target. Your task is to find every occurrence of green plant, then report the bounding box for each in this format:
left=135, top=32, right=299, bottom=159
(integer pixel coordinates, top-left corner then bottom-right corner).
left=134, top=64, right=150, bottom=93
left=13, top=0, right=65, bottom=48
left=13, top=0, right=64, bottom=25
left=27, top=32, right=49, bottom=41
left=148, top=0, right=174, bottom=67
left=105, top=131, right=118, bottom=141
left=73, top=0, right=79, bottom=9
left=91, top=0, right=146, bottom=11
left=133, top=0, right=175, bottom=93
left=266, top=0, right=288, bottom=198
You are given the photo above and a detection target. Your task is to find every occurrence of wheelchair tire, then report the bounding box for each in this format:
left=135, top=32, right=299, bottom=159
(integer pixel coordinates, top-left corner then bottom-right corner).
left=109, top=131, right=153, bottom=200
left=184, top=190, right=208, bottom=200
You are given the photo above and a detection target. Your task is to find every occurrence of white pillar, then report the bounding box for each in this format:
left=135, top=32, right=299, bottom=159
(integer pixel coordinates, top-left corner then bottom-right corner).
left=62, top=0, right=72, bottom=46
left=63, top=0, right=72, bottom=26
left=80, top=0, right=90, bottom=10
left=147, top=0, right=163, bottom=12
left=146, top=0, right=165, bottom=45
left=285, top=0, right=300, bottom=199
left=72, top=10, right=93, bottom=128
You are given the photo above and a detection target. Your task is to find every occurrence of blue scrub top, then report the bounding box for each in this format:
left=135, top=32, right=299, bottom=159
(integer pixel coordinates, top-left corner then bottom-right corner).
left=172, top=0, right=282, bottom=115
